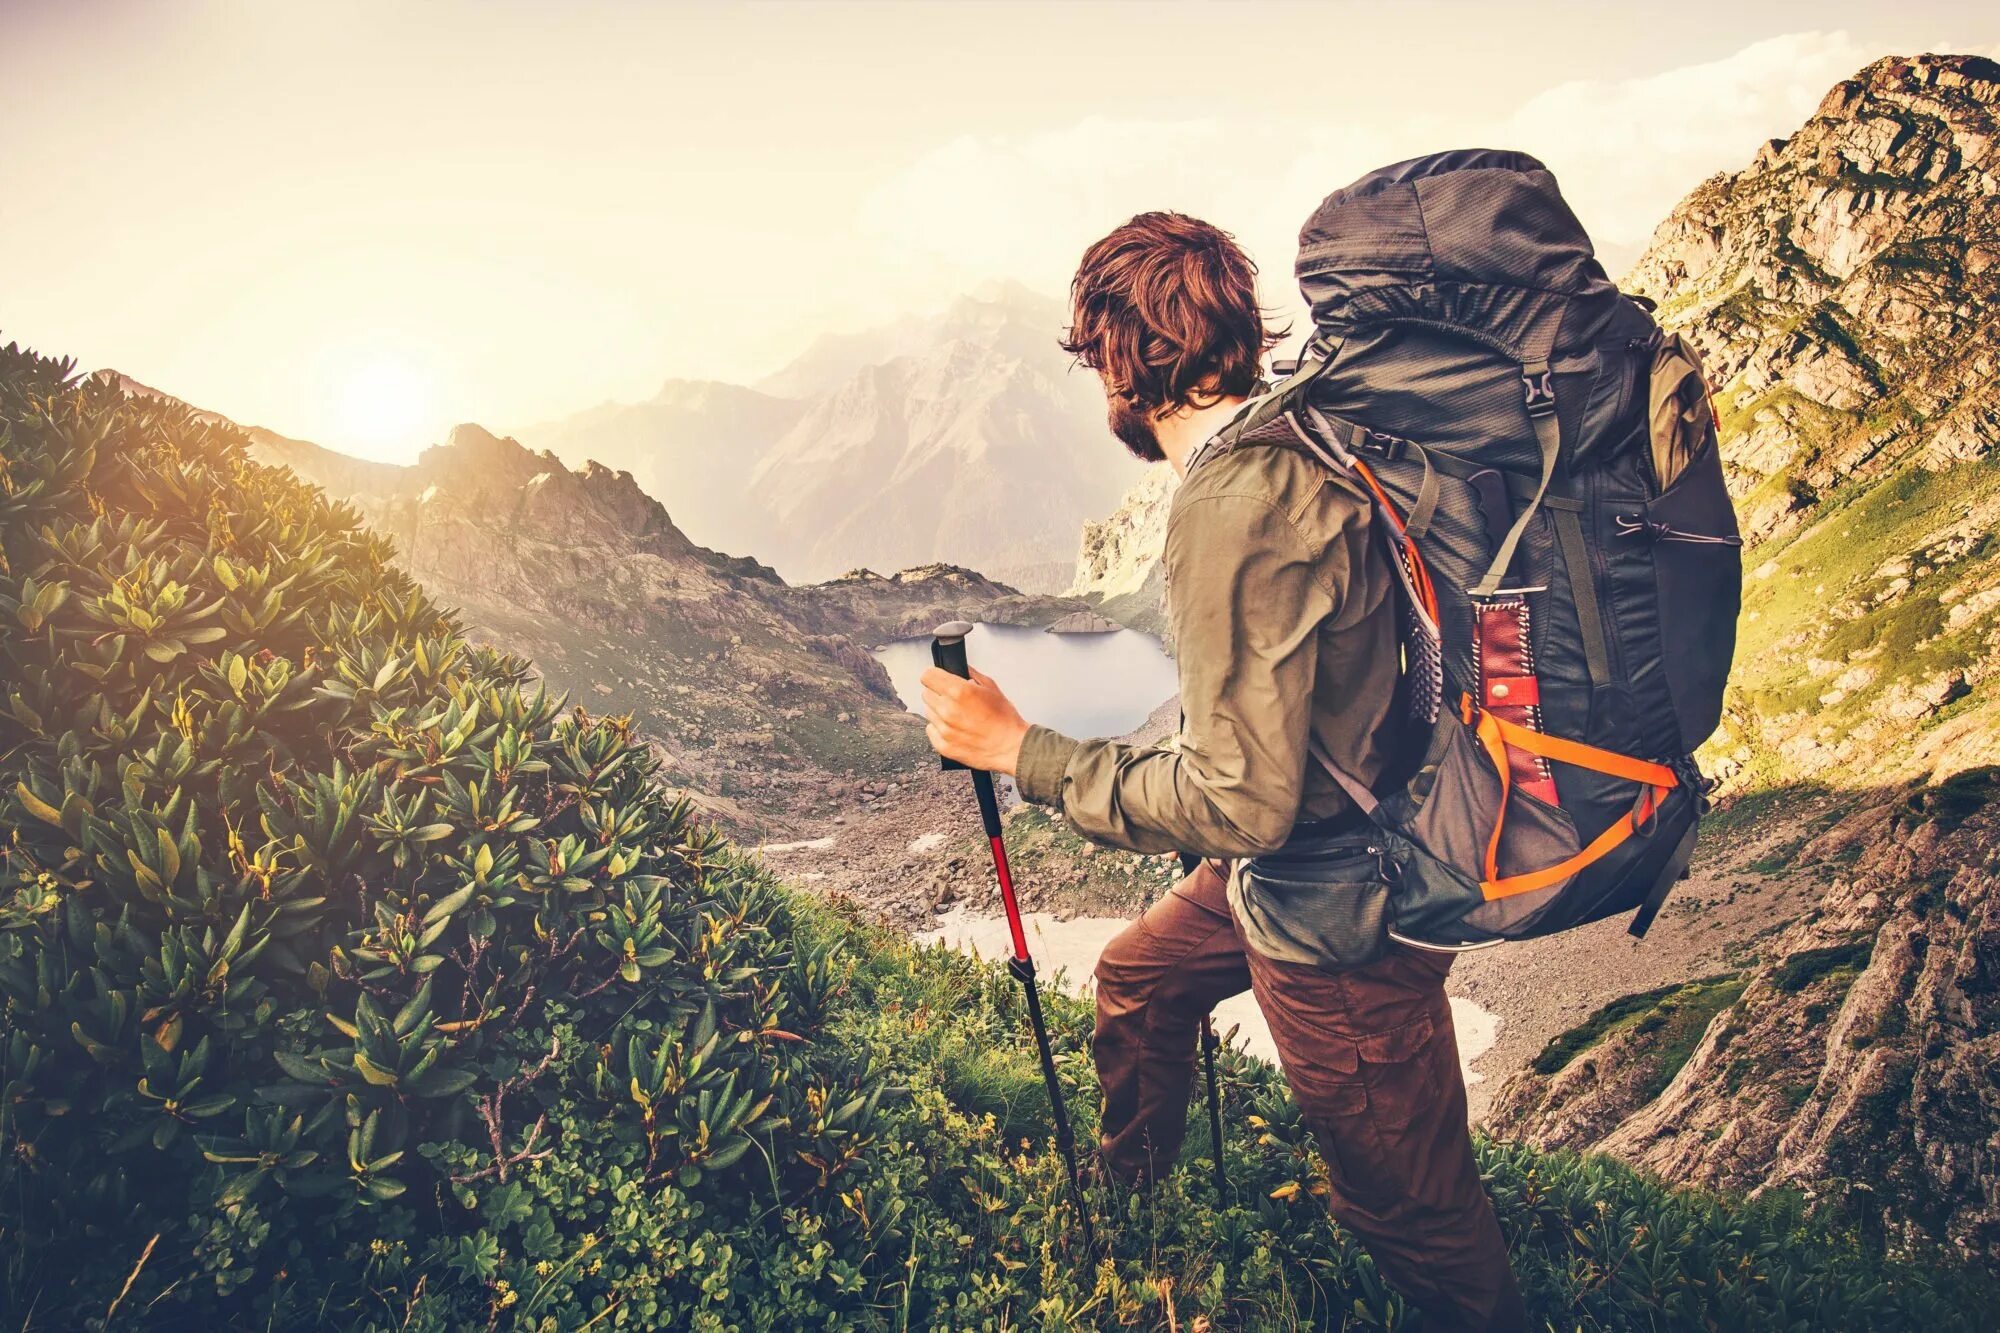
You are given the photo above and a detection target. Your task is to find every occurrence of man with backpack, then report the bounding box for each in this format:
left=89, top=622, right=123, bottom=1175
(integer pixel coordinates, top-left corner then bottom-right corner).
left=926, top=151, right=1736, bottom=1330
left=922, top=207, right=1529, bottom=1329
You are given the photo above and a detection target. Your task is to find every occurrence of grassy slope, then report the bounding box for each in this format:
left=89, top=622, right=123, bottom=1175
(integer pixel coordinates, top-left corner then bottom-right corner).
left=5, top=342, right=1994, bottom=1327
left=779, top=893, right=1994, bottom=1330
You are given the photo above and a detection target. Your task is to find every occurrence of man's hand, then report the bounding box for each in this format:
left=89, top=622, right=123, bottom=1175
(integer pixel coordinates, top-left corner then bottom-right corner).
left=921, top=666, right=1030, bottom=775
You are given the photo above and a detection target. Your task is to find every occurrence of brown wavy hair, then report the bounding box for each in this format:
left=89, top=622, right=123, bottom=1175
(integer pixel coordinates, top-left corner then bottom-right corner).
left=1061, top=212, right=1282, bottom=416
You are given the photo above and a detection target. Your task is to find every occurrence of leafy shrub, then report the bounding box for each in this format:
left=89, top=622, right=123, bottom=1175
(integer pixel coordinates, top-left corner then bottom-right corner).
left=0, top=346, right=885, bottom=1325
left=3, top=343, right=1994, bottom=1329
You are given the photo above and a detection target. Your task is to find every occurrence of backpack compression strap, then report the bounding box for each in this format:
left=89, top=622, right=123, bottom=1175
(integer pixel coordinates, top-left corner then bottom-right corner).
left=1462, top=696, right=1678, bottom=899
left=1470, top=360, right=1558, bottom=598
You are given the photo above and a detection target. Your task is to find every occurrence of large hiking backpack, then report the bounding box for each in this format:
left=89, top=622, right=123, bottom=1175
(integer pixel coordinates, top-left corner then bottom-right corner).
left=1216, top=149, right=1742, bottom=949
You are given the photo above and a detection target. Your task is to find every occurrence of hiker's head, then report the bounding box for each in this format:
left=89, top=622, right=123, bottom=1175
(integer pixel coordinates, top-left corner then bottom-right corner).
left=1061, top=212, right=1279, bottom=462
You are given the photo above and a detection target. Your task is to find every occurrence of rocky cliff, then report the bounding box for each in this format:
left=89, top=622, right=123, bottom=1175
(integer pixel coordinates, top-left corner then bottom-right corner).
left=1486, top=54, right=2000, bottom=1258
left=1625, top=53, right=2000, bottom=791
left=514, top=378, right=804, bottom=560
left=1069, top=463, right=1176, bottom=637
left=250, top=424, right=925, bottom=825
left=1490, top=773, right=2000, bottom=1256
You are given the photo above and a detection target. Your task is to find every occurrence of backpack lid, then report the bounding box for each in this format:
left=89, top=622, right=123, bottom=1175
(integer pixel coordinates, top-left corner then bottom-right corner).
left=1296, top=149, right=1617, bottom=359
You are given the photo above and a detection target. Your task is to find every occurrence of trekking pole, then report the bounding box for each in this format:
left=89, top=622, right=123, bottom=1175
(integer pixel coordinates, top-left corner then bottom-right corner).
left=1199, top=1015, right=1228, bottom=1199
left=931, top=622, right=1098, bottom=1262
left=1179, top=850, right=1229, bottom=1200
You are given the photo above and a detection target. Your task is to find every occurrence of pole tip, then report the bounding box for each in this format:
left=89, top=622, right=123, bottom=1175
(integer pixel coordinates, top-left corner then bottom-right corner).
left=932, top=620, right=974, bottom=643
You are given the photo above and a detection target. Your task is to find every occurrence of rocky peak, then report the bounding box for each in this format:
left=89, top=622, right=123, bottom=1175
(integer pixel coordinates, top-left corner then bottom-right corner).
left=1617, top=52, right=2000, bottom=789
left=1626, top=52, right=1999, bottom=538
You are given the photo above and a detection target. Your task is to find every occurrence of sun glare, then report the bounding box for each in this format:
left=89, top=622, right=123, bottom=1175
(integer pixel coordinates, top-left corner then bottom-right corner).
left=335, top=356, right=433, bottom=456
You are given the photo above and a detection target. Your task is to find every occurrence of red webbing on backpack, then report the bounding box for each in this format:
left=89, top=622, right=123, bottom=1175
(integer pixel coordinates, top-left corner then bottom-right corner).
left=1462, top=697, right=1678, bottom=901
left=1474, top=600, right=1560, bottom=807
left=1350, top=459, right=1439, bottom=625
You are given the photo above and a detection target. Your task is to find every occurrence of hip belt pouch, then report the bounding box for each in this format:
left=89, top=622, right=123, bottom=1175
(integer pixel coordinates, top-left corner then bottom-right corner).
left=1235, top=829, right=1394, bottom=971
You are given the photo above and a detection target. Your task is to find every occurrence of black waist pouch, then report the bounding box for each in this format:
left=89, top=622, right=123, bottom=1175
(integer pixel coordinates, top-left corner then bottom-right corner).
left=1235, top=825, right=1394, bottom=972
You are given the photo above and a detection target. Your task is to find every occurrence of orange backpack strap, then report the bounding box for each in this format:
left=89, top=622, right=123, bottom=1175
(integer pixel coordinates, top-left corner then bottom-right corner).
left=1464, top=698, right=1677, bottom=900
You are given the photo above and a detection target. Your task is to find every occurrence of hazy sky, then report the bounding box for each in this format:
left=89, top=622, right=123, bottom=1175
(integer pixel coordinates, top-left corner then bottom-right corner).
left=4, top=1, right=1996, bottom=459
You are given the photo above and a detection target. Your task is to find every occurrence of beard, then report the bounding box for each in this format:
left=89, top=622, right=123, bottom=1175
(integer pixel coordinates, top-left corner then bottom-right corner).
left=1108, top=397, right=1165, bottom=462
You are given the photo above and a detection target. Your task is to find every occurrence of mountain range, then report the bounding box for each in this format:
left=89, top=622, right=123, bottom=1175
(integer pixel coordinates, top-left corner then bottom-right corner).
left=517, top=282, right=1131, bottom=590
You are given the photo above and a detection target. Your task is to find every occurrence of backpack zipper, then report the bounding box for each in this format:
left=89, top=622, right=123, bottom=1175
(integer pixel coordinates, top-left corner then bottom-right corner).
left=1585, top=468, right=1627, bottom=684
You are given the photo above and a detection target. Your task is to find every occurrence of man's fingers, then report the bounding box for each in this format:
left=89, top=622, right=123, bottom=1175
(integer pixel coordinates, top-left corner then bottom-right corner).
left=920, top=666, right=972, bottom=697
left=967, top=666, right=996, bottom=688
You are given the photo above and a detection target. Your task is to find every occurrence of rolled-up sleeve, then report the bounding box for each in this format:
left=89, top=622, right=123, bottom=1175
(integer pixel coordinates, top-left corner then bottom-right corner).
left=1019, top=490, right=1341, bottom=857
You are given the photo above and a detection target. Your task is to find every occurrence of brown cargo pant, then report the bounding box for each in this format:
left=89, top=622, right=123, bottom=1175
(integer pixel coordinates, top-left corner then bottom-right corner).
left=1094, top=859, right=1527, bottom=1331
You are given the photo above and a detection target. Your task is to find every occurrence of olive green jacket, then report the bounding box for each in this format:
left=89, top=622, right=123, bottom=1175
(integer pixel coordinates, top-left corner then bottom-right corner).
left=1015, top=440, right=1398, bottom=860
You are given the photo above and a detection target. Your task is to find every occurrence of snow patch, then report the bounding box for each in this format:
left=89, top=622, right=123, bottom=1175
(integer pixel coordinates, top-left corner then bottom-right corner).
left=919, top=909, right=1503, bottom=1102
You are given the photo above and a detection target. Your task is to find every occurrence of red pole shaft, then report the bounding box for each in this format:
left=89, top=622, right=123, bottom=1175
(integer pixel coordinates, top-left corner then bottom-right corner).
left=989, top=834, right=1030, bottom=961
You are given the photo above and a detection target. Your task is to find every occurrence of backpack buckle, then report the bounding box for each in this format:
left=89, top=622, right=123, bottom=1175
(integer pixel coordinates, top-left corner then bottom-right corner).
left=1355, top=430, right=1406, bottom=462
left=1522, top=368, right=1557, bottom=417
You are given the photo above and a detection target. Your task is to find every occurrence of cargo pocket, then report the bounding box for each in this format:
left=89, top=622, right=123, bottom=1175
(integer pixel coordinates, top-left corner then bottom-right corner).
left=1236, top=834, right=1393, bottom=971
left=1631, top=441, right=1741, bottom=753
left=1312, top=1012, right=1446, bottom=1205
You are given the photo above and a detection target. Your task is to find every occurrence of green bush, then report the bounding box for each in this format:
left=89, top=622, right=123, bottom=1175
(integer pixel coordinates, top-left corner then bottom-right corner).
left=3, top=343, right=1994, bottom=1329
left=0, top=345, right=885, bottom=1325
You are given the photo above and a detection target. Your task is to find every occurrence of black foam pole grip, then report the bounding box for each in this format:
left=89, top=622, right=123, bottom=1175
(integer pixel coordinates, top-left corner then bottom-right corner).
left=930, top=625, right=971, bottom=773
left=930, top=622, right=1002, bottom=837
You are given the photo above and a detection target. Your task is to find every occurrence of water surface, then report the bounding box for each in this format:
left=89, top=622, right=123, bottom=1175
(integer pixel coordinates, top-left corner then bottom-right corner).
left=874, top=622, right=1177, bottom=739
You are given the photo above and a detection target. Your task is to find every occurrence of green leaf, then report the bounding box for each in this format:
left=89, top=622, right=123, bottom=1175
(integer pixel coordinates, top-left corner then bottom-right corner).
left=411, top=822, right=456, bottom=843
left=404, top=1066, right=478, bottom=1099
left=219, top=902, right=250, bottom=958
left=421, top=884, right=474, bottom=928
left=154, top=827, right=181, bottom=887
left=352, top=1051, right=399, bottom=1087
left=228, top=654, right=249, bottom=695
left=273, top=1050, right=327, bottom=1082
left=14, top=782, right=62, bottom=827
left=708, top=1138, right=753, bottom=1171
